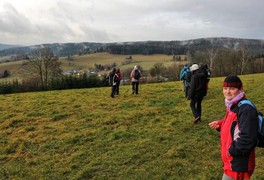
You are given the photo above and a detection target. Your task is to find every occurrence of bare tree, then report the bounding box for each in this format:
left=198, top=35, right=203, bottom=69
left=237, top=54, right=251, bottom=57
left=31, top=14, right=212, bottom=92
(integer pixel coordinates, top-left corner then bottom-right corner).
left=149, top=63, right=165, bottom=81
left=207, top=48, right=218, bottom=71
left=239, top=44, right=250, bottom=75
left=23, top=47, right=62, bottom=88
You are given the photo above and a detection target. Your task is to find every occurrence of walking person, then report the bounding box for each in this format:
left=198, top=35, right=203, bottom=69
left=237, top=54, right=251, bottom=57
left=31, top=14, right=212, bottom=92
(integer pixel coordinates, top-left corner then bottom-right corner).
left=107, top=68, right=119, bottom=98
left=115, top=67, right=122, bottom=95
left=209, top=75, right=258, bottom=180
left=180, top=64, right=191, bottom=99
left=130, top=65, right=141, bottom=94
left=189, top=64, right=207, bottom=123
left=199, top=64, right=211, bottom=91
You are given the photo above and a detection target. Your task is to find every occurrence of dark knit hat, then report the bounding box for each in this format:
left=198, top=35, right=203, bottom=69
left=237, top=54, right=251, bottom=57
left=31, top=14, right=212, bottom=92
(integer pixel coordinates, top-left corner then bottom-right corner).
left=223, top=75, right=242, bottom=89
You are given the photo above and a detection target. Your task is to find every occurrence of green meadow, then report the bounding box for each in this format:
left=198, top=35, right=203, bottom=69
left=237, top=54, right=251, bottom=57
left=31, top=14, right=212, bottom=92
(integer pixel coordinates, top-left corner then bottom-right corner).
left=0, top=73, right=264, bottom=179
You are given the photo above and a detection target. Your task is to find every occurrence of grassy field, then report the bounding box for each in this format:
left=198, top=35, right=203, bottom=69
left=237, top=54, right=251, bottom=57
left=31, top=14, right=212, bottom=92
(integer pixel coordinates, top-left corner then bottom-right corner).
left=0, top=73, right=264, bottom=179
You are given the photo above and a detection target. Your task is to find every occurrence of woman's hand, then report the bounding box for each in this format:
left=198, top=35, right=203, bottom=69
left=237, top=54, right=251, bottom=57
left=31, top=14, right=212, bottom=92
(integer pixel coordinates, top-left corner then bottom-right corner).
left=209, top=121, right=220, bottom=129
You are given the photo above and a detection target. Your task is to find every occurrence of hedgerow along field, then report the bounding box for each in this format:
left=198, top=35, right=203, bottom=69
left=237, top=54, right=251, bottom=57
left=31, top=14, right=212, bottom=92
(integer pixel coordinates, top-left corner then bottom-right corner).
left=0, top=73, right=263, bottom=179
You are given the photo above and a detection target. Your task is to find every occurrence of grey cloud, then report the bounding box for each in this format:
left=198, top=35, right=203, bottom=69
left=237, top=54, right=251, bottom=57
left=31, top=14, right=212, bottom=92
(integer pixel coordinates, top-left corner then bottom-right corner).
left=50, top=1, right=94, bottom=23
left=177, top=1, right=264, bottom=29
left=0, top=0, right=263, bottom=45
left=79, top=25, right=111, bottom=42
left=0, top=3, right=34, bottom=34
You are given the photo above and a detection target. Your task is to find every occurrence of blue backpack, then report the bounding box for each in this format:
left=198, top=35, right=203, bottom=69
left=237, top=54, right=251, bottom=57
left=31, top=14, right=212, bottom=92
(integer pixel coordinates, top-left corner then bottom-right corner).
left=238, top=100, right=264, bottom=147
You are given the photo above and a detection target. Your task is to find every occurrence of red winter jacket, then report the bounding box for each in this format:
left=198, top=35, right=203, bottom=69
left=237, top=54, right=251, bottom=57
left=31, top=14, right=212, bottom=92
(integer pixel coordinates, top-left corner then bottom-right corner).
left=117, top=71, right=122, bottom=81
left=216, top=99, right=258, bottom=177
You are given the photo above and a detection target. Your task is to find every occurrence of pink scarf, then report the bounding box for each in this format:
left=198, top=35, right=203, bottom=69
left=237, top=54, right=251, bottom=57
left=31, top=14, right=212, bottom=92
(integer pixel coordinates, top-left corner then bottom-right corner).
left=225, top=91, right=245, bottom=110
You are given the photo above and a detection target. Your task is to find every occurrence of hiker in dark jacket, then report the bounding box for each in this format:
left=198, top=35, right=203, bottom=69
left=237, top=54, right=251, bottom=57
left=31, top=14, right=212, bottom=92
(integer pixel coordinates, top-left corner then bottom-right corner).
left=209, top=75, right=258, bottom=180
left=108, top=68, right=119, bottom=98
left=189, top=64, right=207, bottom=123
left=130, top=65, right=141, bottom=94
left=115, top=67, right=122, bottom=95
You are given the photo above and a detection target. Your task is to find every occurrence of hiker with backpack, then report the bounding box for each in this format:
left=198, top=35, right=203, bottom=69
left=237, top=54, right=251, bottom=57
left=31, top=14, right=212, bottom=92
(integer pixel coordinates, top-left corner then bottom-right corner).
left=115, top=67, right=122, bottom=95
left=189, top=63, right=207, bottom=123
left=180, top=64, right=191, bottom=98
left=130, top=65, right=141, bottom=94
left=107, top=68, right=119, bottom=98
left=199, top=64, right=211, bottom=90
left=209, top=75, right=259, bottom=180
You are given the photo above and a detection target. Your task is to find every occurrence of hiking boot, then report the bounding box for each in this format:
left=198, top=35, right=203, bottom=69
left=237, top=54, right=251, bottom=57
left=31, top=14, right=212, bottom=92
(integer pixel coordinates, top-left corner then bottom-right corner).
left=194, top=116, right=200, bottom=124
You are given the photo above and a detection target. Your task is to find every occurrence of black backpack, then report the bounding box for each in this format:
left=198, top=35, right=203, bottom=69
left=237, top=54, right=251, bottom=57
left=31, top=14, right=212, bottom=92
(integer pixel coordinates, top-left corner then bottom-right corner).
left=238, top=100, right=264, bottom=147
left=108, top=72, right=118, bottom=85
left=134, top=69, right=141, bottom=80
left=199, top=65, right=211, bottom=78
left=186, top=71, right=191, bottom=83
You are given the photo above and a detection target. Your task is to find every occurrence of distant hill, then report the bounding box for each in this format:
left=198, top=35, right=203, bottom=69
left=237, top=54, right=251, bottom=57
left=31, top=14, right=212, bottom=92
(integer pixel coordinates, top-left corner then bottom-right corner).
left=0, top=42, right=107, bottom=57
left=1, top=37, right=264, bottom=58
left=106, top=37, right=264, bottom=55
left=0, top=44, right=21, bottom=51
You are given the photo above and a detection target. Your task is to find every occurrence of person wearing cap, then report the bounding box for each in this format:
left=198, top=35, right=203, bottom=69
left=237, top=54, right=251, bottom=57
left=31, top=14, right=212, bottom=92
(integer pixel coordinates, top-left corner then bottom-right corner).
left=189, top=63, right=207, bottom=123
left=209, top=75, right=258, bottom=180
left=130, top=65, right=141, bottom=94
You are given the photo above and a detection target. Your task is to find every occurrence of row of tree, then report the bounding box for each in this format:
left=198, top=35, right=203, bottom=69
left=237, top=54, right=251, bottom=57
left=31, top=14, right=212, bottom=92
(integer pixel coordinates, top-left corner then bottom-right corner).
left=106, top=42, right=186, bottom=55
left=191, top=46, right=264, bottom=76
left=0, top=75, right=109, bottom=94
left=94, top=63, right=117, bottom=71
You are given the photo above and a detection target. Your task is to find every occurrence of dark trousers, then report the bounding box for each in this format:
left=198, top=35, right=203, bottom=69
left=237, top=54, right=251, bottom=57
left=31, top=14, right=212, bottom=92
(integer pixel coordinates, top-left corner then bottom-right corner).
left=185, top=86, right=190, bottom=98
left=190, top=96, right=204, bottom=118
left=116, top=81, right=120, bottom=94
left=132, top=81, right=139, bottom=94
left=111, top=85, right=116, bottom=97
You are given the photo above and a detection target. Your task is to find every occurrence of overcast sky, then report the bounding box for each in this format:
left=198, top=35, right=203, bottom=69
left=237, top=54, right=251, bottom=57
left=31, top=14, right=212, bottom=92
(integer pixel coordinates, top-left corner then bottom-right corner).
left=0, top=0, right=263, bottom=45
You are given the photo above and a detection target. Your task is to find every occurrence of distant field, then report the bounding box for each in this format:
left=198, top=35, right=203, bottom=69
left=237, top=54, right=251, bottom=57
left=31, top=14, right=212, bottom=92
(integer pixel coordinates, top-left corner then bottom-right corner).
left=0, top=53, right=186, bottom=82
left=0, top=61, right=24, bottom=81
left=60, top=52, right=185, bottom=70
left=0, top=73, right=264, bottom=179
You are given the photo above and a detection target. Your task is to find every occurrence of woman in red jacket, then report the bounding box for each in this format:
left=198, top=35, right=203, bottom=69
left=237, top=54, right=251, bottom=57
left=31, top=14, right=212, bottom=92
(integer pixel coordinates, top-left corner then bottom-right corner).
left=209, top=75, right=258, bottom=180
